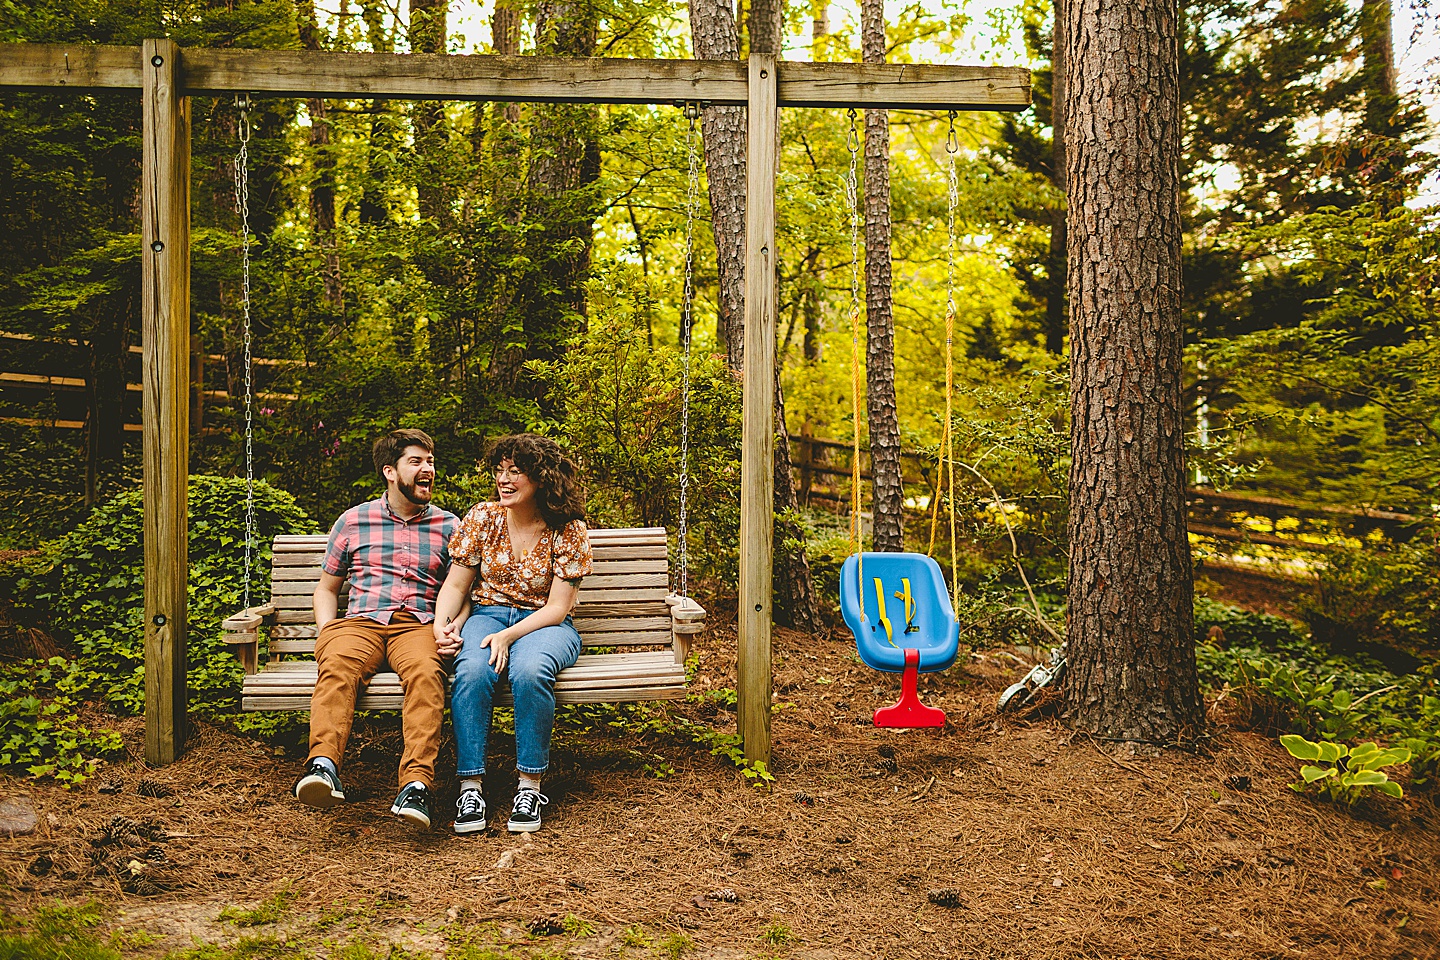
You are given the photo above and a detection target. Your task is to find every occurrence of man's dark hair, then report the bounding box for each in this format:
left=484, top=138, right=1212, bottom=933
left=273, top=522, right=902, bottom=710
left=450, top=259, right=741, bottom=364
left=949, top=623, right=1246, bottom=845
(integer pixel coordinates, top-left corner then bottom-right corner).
left=373, top=428, right=435, bottom=480
left=486, top=434, right=586, bottom=529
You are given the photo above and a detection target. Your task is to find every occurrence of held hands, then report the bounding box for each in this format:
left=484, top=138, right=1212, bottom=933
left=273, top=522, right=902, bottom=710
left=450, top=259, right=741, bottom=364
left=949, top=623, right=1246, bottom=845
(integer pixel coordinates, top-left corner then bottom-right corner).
left=434, top=619, right=464, bottom=657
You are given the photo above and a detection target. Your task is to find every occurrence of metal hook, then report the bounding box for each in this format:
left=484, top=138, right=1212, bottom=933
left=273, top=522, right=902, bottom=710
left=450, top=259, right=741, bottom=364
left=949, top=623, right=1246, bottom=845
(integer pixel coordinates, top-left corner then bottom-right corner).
left=946, top=110, right=958, bottom=154
left=235, top=94, right=252, bottom=145
left=846, top=108, right=860, bottom=153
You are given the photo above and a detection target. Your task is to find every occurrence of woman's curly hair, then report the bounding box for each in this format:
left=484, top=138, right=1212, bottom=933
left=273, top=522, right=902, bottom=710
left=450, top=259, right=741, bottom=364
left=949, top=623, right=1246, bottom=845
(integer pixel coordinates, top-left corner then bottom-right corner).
left=486, top=434, right=586, bottom=530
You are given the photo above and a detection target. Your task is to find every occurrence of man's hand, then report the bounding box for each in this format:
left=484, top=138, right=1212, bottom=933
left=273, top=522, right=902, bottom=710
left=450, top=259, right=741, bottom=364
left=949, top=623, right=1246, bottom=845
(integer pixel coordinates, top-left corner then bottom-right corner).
left=434, top=619, right=463, bottom=657
left=480, top=632, right=513, bottom=672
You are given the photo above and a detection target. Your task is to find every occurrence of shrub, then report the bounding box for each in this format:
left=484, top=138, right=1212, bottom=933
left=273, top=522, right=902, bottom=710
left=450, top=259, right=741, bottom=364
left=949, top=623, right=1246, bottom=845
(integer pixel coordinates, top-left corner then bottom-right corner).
left=1280, top=734, right=1411, bottom=804
left=1297, top=533, right=1440, bottom=653
left=25, top=476, right=316, bottom=718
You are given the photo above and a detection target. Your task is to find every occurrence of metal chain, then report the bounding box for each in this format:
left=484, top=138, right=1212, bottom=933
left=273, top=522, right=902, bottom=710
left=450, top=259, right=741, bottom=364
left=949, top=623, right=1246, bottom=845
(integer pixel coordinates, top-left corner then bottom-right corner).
left=943, top=111, right=960, bottom=609
left=845, top=108, right=865, bottom=615
left=232, top=95, right=256, bottom=612
left=677, top=100, right=701, bottom=599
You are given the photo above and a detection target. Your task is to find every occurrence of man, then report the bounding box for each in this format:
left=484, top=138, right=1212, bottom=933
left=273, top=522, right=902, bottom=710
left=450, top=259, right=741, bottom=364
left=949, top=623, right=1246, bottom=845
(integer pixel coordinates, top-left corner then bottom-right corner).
left=292, top=428, right=460, bottom=829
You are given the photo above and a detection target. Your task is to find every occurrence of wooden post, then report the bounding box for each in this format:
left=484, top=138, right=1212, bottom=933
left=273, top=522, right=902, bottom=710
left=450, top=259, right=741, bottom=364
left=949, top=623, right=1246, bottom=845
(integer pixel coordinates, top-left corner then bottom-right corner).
left=738, top=53, right=778, bottom=765
left=141, top=38, right=191, bottom=765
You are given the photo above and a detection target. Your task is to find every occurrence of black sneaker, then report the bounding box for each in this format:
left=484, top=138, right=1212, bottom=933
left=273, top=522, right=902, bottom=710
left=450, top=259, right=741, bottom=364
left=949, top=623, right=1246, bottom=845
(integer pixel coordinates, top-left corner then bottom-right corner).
left=507, top=787, right=548, bottom=833
left=453, top=788, right=487, bottom=835
left=390, top=783, right=434, bottom=829
left=293, top=760, right=345, bottom=808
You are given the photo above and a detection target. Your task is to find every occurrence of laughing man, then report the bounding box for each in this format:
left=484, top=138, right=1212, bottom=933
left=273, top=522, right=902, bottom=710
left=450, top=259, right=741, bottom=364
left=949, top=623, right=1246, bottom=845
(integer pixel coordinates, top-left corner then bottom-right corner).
left=292, top=428, right=460, bottom=829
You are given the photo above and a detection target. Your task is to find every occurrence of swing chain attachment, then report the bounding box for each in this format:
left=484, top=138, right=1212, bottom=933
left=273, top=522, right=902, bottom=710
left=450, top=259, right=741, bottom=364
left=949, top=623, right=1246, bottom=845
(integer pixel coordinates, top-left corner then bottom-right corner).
left=945, top=109, right=958, bottom=155
left=232, top=94, right=256, bottom=612
left=943, top=110, right=960, bottom=607
left=677, top=100, right=702, bottom=598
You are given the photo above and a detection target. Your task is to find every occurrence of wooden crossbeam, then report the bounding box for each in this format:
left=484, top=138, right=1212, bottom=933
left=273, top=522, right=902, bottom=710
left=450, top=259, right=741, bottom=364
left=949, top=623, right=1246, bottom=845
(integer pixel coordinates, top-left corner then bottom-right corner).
left=0, top=44, right=1031, bottom=111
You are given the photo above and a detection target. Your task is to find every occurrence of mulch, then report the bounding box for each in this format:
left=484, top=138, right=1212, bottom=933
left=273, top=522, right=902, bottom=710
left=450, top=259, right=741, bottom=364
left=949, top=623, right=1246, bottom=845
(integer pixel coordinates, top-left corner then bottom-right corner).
left=1, top=618, right=1438, bottom=959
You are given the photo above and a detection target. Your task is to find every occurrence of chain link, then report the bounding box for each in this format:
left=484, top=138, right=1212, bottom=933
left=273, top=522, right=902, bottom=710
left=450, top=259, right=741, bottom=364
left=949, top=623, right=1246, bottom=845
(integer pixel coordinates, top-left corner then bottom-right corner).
left=677, top=101, right=700, bottom=599
left=845, top=108, right=865, bottom=613
left=944, top=111, right=959, bottom=609
left=232, top=95, right=256, bottom=612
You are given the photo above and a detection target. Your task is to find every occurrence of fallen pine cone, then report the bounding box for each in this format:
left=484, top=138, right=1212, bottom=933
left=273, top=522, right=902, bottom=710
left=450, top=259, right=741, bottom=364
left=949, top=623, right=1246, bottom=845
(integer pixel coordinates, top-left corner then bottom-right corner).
left=927, top=888, right=965, bottom=909
left=528, top=915, right=565, bottom=937
left=705, top=888, right=739, bottom=903
left=793, top=792, right=814, bottom=806
left=136, top=779, right=175, bottom=799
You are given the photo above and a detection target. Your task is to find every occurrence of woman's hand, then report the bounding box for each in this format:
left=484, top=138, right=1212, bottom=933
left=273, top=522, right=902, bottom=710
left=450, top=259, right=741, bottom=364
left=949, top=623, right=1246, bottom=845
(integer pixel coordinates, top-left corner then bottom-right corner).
left=480, top=631, right=514, bottom=671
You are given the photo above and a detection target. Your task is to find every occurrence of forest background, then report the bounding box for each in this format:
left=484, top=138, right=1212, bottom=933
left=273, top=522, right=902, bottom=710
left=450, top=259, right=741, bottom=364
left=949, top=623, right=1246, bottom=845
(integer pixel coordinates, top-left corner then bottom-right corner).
left=1, top=0, right=1439, bottom=739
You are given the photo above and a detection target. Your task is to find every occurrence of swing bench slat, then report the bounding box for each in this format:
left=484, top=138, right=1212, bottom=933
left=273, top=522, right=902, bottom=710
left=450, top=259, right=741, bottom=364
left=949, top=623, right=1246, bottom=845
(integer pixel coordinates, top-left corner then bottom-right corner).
left=222, top=530, right=706, bottom=711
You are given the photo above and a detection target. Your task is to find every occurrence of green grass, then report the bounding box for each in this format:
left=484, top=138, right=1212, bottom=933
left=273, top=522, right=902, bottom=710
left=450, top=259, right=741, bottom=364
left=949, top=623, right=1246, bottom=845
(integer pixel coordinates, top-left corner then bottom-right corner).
left=219, top=885, right=299, bottom=927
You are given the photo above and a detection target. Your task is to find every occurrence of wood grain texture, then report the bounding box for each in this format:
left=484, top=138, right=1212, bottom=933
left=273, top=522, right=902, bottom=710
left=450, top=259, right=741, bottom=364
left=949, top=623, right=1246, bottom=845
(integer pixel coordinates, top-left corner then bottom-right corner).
left=141, top=39, right=191, bottom=766
left=1062, top=0, right=1202, bottom=743
left=0, top=44, right=1029, bottom=110
left=738, top=53, right=778, bottom=765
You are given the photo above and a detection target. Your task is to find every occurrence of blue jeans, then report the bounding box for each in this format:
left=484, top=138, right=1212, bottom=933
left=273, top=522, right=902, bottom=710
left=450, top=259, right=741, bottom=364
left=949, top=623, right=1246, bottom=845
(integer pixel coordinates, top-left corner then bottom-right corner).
left=451, top=605, right=582, bottom=777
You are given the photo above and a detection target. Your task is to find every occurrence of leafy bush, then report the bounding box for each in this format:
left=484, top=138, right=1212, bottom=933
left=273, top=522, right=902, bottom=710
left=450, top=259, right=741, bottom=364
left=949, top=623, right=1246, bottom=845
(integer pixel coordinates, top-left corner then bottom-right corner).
left=0, top=475, right=319, bottom=779
left=1280, top=734, right=1411, bottom=803
left=1298, top=534, right=1440, bottom=653
left=0, top=658, right=124, bottom=783
left=23, top=476, right=318, bottom=718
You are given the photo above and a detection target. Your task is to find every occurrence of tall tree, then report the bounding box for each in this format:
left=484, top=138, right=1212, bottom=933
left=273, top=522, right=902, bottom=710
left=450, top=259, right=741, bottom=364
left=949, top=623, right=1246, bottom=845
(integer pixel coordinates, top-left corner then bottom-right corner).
left=861, top=0, right=904, bottom=552
left=687, top=0, right=747, bottom=370
left=410, top=0, right=449, bottom=223
left=1047, top=0, right=1068, bottom=353
left=1062, top=0, right=1204, bottom=743
left=297, top=0, right=341, bottom=307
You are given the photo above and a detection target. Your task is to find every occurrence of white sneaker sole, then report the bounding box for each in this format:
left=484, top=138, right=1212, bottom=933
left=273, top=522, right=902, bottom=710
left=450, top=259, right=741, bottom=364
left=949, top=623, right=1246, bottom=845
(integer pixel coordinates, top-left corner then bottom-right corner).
left=453, top=818, right=488, bottom=835
left=507, top=819, right=542, bottom=833
left=294, top=775, right=344, bottom=808
left=390, top=803, right=431, bottom=829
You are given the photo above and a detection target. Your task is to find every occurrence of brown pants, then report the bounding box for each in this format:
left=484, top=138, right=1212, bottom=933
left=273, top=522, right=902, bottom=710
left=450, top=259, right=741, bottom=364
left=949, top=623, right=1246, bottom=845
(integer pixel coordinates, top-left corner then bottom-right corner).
left=308, top=612, right=445, bottom=791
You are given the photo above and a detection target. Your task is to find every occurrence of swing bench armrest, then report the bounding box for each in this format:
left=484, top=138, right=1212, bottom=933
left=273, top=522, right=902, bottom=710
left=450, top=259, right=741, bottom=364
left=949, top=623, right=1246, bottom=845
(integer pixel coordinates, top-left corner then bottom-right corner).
left=221, top=604, right=276, bottom=675
left=665, top=594, right=707, bottom=665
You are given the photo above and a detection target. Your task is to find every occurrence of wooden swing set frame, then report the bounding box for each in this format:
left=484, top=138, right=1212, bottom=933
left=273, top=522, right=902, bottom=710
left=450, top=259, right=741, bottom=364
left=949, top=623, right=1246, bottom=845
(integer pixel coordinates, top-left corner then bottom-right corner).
left=0, top=40, right=1029, bottom=767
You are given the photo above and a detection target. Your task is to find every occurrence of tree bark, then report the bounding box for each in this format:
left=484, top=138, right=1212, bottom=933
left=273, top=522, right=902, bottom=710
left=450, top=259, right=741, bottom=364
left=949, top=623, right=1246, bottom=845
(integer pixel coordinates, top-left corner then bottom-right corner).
left=862, top=0, right=904, bottom=552
left=410, top=0, right=449, bottom=224
left=1045, top=0, right=1068, bottom=354
left=1062, top=0, right=1203, bottom=744
left=687, top=0, right=746, bottom=372
left=748, top=0, right=783, bottom=56
left=298, top=0, right=342, bottom=306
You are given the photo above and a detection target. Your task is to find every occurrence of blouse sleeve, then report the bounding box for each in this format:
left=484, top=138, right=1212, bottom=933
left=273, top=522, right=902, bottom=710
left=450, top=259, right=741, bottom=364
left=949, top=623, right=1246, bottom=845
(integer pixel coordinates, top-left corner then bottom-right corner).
left=552, top=520, right=593, bottom=583
left=447, top=504, right=489, bottom=569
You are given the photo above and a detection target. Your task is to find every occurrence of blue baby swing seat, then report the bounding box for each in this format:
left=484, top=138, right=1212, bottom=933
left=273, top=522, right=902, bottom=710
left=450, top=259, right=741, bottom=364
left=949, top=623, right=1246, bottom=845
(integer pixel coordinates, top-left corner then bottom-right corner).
left=840, top=552, right=959, bottom=726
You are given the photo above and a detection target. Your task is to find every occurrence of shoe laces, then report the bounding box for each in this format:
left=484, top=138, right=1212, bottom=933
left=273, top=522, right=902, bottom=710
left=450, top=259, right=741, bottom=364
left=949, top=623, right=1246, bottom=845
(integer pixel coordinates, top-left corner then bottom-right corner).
left=513, top=789, right=549, bottom=817
left=456, top=789, right=485, bottom=816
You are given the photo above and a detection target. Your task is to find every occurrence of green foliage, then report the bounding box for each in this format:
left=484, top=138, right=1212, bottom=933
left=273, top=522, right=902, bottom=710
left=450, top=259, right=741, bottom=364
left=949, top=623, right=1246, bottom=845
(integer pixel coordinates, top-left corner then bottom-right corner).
left=1297, top=534, right=1440, bottom=651
left=27, top=476, right=316, bottom=718
left=1280, top=734, right=1411, bottom=804
left=220, top=885, right=300, bottom=927
left=0, top=902, right=118, bottom=960
left=0, top=657, right=123, bottom=783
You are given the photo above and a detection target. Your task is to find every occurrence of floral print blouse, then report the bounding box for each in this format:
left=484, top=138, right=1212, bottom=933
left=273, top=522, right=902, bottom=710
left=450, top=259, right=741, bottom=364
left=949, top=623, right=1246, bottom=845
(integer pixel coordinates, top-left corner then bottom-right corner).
left=448, top=501, right=592, bottom=609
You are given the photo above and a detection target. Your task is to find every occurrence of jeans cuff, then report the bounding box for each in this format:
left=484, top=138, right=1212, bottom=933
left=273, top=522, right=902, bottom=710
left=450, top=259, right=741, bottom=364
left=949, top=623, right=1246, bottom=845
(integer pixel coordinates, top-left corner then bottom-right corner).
left=456, top=767, right=486, bottom=778
left=516, top=763, right=548, bottom=775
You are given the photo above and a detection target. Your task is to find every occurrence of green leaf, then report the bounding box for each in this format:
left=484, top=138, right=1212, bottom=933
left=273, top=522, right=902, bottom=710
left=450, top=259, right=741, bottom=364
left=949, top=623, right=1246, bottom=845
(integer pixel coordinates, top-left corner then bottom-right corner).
left=1345, top=770, right=1390, bottom=787
left=1280, top=734, right=1321, bottom=761
left=1300, top=765, right=1335, bottom=783
left=1375, top=781, right=1404, bottom=799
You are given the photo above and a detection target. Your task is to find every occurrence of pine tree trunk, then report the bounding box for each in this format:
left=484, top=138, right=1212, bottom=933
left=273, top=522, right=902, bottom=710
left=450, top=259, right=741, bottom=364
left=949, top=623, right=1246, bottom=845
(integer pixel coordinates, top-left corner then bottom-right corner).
left=1062, top=0, right=1203, bottom=744
left=687, top=0, right=746, bottom=372
left=1044, top=0, right=1068, bottom=354
left=862, top=0, right=904, bottom=552
left=410, top=0, right=449, bottom=224
left=298, top=0, right=341, bottom=306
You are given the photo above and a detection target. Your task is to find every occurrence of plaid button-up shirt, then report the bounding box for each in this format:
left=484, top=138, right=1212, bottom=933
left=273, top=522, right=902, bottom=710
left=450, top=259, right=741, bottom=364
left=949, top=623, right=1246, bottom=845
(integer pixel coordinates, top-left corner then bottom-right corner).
left=322, top=497, right=460, bottom=624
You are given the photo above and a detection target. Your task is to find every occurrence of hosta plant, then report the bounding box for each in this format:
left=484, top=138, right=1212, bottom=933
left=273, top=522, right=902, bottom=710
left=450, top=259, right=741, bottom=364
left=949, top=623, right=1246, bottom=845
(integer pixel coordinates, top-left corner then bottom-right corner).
left=1280, top=734, right=1412, bottom=804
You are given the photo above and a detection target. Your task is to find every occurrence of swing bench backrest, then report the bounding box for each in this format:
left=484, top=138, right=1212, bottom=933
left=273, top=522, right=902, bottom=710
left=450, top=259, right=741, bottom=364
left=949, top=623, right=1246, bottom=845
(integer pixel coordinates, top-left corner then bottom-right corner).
left=222, top=529, right=706, bottom=711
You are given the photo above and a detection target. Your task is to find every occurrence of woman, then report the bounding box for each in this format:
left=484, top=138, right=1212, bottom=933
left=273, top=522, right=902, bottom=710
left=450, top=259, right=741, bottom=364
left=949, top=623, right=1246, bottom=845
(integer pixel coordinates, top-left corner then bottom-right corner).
left=434, top=434, right=592, bottom=834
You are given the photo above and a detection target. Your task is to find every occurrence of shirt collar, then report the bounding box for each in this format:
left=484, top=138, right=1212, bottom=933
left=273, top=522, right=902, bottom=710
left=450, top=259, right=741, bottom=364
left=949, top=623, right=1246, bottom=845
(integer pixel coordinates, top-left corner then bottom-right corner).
left=380, top=495, right=432, bottom=524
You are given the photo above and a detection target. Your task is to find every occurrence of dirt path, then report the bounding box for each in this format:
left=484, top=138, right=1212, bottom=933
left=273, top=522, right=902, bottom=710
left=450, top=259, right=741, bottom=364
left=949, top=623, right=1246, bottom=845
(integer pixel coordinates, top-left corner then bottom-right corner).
left=2, top=623, right=1437, bottom=959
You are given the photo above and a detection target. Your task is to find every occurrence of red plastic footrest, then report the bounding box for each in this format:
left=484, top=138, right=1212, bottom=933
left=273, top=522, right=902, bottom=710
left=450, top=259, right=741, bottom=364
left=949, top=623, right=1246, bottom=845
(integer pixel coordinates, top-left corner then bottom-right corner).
left=873, top=649, right=946, bottom=728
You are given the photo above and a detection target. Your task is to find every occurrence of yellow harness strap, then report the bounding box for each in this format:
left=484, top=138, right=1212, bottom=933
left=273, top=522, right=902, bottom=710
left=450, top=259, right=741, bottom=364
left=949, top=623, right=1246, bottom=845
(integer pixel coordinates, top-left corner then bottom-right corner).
left=873, top=577, right=896, bottom=647
left=894, top=578, right=917, bottom=634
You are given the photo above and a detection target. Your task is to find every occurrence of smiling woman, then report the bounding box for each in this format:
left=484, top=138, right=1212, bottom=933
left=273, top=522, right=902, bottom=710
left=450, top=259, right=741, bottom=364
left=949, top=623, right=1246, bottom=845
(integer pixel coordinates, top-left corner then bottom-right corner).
left=433, top=433, right=594, bottom=835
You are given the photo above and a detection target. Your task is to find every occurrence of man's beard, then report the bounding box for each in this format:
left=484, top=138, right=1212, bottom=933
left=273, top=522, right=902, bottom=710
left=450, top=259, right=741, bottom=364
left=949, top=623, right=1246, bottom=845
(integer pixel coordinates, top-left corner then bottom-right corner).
left=398, top=477, right=432, bottom=506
